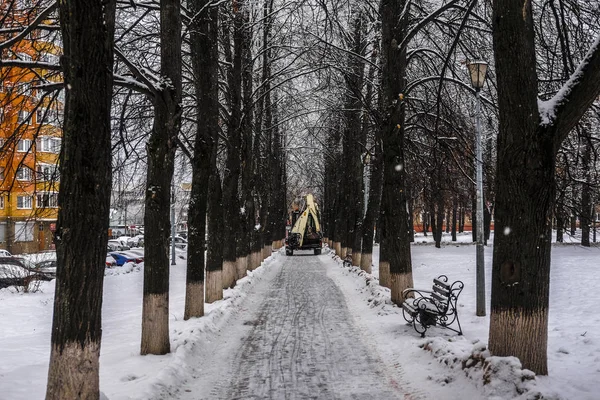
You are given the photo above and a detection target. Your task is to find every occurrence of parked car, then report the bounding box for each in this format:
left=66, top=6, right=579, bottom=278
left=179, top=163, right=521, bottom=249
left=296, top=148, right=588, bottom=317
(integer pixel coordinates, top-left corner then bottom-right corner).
left=125, top=248, right=144, bottom=258
left=169, top=235, right=188, bottom=249
left=107, top=239, right=130, bottom=251
left=106, top=255, right=117, bottom=268
left=0, top=249, right=13, bottom=258
left=35, top=260, right=57, bottom=279
left=117, top=250, right=144, bottom=264
left=108, top=252, right=136, bottom=266
left=0, top=257, right=53, bottom=289
left=128, top=235, right=144, bottom=248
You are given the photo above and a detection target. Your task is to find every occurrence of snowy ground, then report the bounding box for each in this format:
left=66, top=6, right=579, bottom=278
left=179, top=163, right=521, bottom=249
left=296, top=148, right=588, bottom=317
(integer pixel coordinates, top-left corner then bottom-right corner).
left=0, top=233, right=598, bottom=399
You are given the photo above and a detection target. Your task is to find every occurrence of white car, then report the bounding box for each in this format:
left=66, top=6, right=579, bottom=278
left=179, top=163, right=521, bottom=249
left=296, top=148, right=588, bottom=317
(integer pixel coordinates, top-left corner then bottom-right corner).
left=0, top=249, right=12, bottom=258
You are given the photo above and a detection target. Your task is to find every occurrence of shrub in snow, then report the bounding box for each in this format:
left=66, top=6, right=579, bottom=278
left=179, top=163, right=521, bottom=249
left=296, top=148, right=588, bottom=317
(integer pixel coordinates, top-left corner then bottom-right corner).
left=421, top=338, right=560, bottom=399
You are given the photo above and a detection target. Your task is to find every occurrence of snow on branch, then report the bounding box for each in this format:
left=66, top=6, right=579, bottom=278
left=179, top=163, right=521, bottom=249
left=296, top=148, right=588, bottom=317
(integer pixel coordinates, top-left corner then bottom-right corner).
left=538, top=35, right=600, bottom=135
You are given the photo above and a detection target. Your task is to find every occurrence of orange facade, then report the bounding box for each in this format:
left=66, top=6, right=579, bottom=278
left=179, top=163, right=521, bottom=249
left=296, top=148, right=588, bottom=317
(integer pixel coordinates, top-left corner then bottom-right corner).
left=1, top=1, right=62, bottom=254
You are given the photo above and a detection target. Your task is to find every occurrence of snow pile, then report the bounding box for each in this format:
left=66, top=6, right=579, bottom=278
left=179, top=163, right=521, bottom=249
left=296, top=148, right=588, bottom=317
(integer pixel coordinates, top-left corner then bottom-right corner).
left=104, top=262, right=141, bottom=276
left=421, top=337, right=561, bottom=400
left=333, top=260, right=395, bottom=311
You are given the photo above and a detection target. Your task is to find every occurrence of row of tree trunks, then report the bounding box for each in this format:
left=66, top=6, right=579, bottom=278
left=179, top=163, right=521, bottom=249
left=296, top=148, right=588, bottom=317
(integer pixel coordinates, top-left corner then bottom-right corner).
left=45, top=1, right=116, bottom=398
left=141, top=0, right=182, bottom=356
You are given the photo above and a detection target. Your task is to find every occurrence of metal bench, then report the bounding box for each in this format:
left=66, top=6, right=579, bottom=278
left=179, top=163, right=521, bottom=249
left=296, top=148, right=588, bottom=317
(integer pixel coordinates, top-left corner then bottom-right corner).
left=401, top=275, right=464, bottom=337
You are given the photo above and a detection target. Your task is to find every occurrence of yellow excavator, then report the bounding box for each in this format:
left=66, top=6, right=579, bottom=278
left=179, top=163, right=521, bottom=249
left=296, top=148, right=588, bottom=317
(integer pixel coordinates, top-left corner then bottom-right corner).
left=285, top=194, right=323, bottom=256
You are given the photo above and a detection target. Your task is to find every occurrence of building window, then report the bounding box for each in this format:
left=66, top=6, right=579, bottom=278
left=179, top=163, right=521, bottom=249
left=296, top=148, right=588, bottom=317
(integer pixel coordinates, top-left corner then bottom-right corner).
left=37, top=192, right=58, bottom=208
left=14, top=221, right=34, bottom=242
left=36, top=136, right=61, bottom=154
left=36, top=164, right=59, bottom=181
left=17, top=195, right=33, bottom=209
left=0, top=223, right=5, bottom=242
left=0, top=195, right=4, bottom=209
left=36, top=108, right=60, bottom=127
left=17, top=111, right=30, bottom=124
left=16, top=139, right=32, bottom=152
left=16, top=166, right=33, bottom=181
left=0, top=107, right=4, bottom=123
left=0, top=167, right=4, bottom=181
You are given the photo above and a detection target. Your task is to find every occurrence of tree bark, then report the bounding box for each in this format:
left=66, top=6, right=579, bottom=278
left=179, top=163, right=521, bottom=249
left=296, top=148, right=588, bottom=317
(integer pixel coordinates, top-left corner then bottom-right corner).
left=46, top=2, right=115, bottom=398
left=361, top=139, right=382, bottom=273
left=580, top=135, right=592, bottom=247
left=451, top=203, right=457, bottom=241
left=221, top=7, right=243, bottom=289
left=379, top=0, right=413, bottom=304
left=184, top=0, right=218, bottom=320
left=141, top=0, right=182, bottom=356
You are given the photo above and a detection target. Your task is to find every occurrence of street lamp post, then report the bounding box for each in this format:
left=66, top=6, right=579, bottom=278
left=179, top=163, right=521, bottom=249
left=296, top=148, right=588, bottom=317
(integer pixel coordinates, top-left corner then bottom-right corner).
left=467, top=60, right=488, bottom=317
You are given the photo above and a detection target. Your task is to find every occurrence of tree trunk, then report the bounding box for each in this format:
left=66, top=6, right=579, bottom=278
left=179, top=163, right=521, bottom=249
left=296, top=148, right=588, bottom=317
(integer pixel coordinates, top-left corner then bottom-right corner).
left=206, top=164, right=224, bottom=302
left=379, top=0, right=413, bottom=304
left=239, top=4, right=254, bottom=276
left=361, top=139, right=382, bottom=273
left=435, top=203, right=443, bottom=248
left=570, top=213, right=577, bottom=236
left=484, top=205, right=491, bottom=245
left=184, top=0, right=218, bottom=320
left=46, top=1, right=115, bottom=398
left=490, top=0, right=554, bottom=375
left=141, top=0, right=182, bottom=356
left=451, top=203, right=457, bottom=241
left=221, top=7, right=243, bottom=289
left=581, top=136, right=592, bottom=247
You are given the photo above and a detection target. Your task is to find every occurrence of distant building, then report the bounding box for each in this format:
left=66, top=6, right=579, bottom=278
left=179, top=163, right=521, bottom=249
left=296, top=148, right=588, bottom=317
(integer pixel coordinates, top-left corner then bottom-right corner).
left=0, top=1, right=62, bottom=253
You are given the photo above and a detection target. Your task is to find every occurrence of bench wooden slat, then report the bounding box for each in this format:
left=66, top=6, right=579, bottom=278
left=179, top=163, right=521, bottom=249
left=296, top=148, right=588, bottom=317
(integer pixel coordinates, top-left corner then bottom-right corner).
left=431, top=292, right=447, bottom=304
left=432, top=284, right=450, bottom=297
left=402, top=302, right=417, bottom=316
left=433, top=278, right=450, bottom=289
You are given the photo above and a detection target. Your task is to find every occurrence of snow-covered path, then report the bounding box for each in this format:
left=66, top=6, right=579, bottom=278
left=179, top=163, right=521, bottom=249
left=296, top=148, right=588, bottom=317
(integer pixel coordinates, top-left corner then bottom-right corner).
left=177, top=252, right=411, bottom=400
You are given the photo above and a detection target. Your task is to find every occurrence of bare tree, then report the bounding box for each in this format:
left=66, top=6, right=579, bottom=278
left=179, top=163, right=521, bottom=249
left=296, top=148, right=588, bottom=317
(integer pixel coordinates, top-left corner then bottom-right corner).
left=45, top=0, right=116, bottom=398
left=140, top=0, right=182, bottom=356
left=489, top=0, right=600, bottom=375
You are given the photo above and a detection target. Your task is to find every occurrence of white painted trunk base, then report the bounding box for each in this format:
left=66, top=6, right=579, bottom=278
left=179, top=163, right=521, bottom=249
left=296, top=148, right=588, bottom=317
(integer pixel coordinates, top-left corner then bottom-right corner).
left=352, top=251, right=362, bottom=267
left=236, top=256, right=247, bottom=280
left=360, top=253, right=372, bottom=274
left=489, top=309, right=549, bottom=374
left=334, top=242, right=341, bottom=257
left=141, top=293, right=170, bottom=355
left=222, top=261, right=236, bottom=289
left=379, top=261, right=390, bottom=288
left=46, top=340, right=100, bottom=400
left=341, top=247, right=348, bottom=259
left=390, top=271, right=413, bottom=305
left=205, top=269, right=223, bottom=303
left=184, top=282, right=204, bottom=320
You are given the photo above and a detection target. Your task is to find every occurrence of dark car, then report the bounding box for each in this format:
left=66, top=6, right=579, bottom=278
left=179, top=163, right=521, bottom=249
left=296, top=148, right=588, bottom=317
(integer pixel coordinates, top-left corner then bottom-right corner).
left=0, top=257, right=53, bottom=289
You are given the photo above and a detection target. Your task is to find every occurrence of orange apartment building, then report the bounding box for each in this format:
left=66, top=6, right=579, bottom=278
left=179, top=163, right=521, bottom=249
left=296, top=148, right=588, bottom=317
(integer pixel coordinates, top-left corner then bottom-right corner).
left=1, top=1, right=62, bottom=254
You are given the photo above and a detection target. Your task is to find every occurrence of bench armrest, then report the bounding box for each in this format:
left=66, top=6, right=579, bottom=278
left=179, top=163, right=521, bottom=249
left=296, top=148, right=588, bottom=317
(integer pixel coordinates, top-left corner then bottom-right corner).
left=402, top=288, right=432, bottom=300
